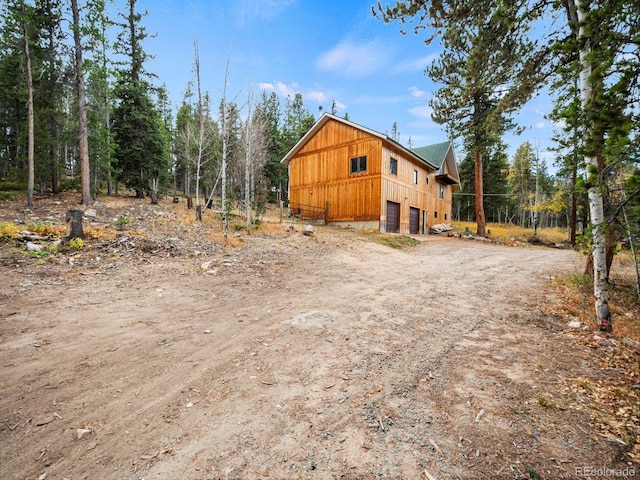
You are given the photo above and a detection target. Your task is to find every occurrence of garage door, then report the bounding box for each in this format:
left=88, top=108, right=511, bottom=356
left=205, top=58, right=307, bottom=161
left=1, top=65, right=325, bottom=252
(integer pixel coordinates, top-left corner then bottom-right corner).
left=386, top=201, right=400, bottom=233
left=409, top=207, right=420, bottom=234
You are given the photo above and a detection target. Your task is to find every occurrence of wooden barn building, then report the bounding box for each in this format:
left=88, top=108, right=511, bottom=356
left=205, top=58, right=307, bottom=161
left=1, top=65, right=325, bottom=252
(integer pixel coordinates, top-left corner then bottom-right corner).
left=281, top=113, right=460, bottom=234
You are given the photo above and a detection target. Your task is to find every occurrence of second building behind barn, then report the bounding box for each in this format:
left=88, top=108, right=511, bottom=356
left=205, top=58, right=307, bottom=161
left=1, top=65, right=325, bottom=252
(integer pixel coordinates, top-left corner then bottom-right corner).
left=281, top=113, right=460, bottom=234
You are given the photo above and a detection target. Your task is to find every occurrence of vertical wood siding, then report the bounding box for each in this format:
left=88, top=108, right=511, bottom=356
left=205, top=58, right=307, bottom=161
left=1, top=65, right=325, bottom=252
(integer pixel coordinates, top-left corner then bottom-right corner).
left=287, top=117, right=455, bottom=232
left=288, top=119, right=382, bottom=222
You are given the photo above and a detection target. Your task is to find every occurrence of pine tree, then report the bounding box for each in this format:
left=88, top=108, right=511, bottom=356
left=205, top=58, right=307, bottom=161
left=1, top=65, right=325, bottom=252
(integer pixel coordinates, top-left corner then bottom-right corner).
left=257, top=91, right=285, bottom=200
left=375, top=0, right=548, bottom=237
left=111, top=0, right=169, bottom=198
left=71, top=0, right=91, bottom=205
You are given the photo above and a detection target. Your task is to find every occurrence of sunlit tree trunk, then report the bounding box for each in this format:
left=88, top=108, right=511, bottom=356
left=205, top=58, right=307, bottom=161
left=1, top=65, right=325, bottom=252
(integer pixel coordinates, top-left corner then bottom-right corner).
left=572, top=0, right=612, bottom=331
left=23, top=8, right=34, bottom=211
left=474, top=151, right=486, bottom=237
left=194, top=39, right=204, bottom=221
left=221, top=59, right=229, bottom=241
left=71, top=0, right=91, bottom=205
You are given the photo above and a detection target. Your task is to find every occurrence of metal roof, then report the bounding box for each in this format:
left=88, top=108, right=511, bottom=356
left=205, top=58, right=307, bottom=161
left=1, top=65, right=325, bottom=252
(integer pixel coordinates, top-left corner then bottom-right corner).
left=411, top=142, right=452, bottom=170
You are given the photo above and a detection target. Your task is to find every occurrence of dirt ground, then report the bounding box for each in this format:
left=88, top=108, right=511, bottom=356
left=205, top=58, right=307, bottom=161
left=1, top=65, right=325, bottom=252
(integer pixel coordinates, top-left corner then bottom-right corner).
left=0, top=195, right=638, bottom=480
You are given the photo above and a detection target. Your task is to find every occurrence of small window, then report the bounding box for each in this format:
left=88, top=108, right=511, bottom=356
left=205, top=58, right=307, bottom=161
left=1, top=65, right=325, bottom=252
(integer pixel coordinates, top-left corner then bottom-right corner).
left=426, top=176, right=429, bottom=185
left=413, top=170, right=418, bottom=184
left=434, top=211, right=438, bottom=218
left=445, top=213, right=448, bottom=220
left=350, top=155, right=367, bottom=174
left=439, top=184, right=445, bottom=198
left=390, top=158, right=398, bottom=175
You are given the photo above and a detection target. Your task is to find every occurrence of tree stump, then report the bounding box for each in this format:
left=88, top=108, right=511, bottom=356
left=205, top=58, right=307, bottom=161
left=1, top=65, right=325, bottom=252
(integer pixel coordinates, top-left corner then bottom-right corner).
left=187, top=197, right=193, bottom=209
left=150, top=190, right=158, bottom=205
left=66, top=209, right=85, bottom=239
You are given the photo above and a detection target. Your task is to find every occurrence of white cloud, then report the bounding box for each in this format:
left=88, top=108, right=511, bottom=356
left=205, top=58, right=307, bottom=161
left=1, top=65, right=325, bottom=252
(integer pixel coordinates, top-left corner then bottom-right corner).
left=307, top=91, right=328, bottom=104
left=316, top=39, right=391, bottom=78
left=393, top=53, right=438, bottom=74
left=332, top=100, right=347, bottom=111
left=236, top=0, right=297, bottom=24
left=409, top=86, right=427, bottom=98
left=258, top=82, right=336, bottom=108
left=536, top=121, right=546, bottom=129
left=408, top=104, right=433, bottom=120
left=258, top=81, right=299, bottom=98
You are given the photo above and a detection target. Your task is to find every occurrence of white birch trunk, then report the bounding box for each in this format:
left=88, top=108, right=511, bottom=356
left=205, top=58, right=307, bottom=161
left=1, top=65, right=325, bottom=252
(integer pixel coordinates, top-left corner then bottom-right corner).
left=575, top=0, right=612, bottom=331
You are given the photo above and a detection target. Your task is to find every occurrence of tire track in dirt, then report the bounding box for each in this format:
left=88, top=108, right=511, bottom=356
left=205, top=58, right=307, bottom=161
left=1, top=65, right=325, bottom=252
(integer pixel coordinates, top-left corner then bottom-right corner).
left=1, top=230, right=607, bottom=480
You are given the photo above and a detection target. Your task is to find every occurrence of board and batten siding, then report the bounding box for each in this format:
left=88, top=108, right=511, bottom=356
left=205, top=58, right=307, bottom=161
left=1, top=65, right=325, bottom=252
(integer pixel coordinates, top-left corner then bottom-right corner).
left=379, top=144, right=437, bottom=233
left=288, top=119, right=383, bottom=223
left=285, top=114, right=457, bottom=233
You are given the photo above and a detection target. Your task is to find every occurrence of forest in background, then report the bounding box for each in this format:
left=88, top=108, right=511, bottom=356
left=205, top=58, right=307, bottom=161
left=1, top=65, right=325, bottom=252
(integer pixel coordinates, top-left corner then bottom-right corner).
left=1, top=1, right=638, bottom=258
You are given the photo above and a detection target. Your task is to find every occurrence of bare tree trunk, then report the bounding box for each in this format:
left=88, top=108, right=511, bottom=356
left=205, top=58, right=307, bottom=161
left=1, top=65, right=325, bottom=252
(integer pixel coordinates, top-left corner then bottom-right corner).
left=244, top=94, right=253, bottom=235
left=221, top=58, right=230, bottom=241
left=194, top=39, right=204, bottom=221
left=572, top=0, right=612, bottom=332
left=23, top=11, right=34, bottom=211
left=71, top=0, right=91, bottom=206
left=474, top=151, right=486, bottom=237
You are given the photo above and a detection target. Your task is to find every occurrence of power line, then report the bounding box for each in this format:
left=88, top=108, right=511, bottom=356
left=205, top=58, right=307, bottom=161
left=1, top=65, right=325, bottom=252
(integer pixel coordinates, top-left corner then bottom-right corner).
left=453, top=192, right=516, bottom=197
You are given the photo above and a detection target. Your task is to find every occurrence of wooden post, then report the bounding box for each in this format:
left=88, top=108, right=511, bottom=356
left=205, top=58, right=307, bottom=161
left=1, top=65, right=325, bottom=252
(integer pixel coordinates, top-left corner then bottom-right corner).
left=66, top=209, right=84, bottom=239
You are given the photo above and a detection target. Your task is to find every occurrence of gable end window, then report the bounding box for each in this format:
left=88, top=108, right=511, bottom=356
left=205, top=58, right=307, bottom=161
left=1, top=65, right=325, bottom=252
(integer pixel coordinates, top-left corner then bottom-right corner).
left=350, top=155, right=367, bottom=174
left=390, top=158, right=398, bottom=175
left=439, top=184, right=445, bottom=198
left=413, top=170, right=418, bottom=184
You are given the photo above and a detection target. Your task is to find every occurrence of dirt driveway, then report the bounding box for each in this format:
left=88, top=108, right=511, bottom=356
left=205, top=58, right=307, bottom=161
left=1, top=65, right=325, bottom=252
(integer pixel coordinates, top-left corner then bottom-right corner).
left=0, top=198, right=635, bottom=479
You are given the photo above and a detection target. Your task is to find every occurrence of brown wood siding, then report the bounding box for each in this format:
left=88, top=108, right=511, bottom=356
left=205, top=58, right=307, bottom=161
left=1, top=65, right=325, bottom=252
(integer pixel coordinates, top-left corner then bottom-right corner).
left=286, top=116, right=456, bottom=232
left=288, top=119, right=382, bottom=222
left=379, top=144, right=434, bottom=233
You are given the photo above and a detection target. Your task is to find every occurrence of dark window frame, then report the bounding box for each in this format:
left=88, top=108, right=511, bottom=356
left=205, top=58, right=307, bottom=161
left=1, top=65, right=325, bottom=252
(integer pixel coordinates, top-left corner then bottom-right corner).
left=390, top=157, right=398, bottom=175
left=350, top=155, right=367, bottom=174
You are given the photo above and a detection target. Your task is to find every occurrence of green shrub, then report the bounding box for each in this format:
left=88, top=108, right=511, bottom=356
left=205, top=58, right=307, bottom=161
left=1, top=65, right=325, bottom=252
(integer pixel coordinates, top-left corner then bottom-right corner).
left=59, top=177, right=81, bottom=192
left=0, top=181, right=26, bottom=191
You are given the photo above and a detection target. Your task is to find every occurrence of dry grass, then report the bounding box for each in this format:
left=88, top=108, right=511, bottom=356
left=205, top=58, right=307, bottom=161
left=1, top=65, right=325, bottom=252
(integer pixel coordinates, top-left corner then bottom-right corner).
left=451, top=221, right=638, bottom=342
left=452, top=221, right=569, bottom=245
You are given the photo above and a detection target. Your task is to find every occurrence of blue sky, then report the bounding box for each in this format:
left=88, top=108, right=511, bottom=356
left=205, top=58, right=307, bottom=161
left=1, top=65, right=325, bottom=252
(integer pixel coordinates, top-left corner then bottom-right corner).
left=131, top=0, right=557, bottom=166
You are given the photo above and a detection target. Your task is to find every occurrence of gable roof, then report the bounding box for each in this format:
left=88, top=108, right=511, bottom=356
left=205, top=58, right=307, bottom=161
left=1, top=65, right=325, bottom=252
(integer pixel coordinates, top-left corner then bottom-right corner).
left=413, top=141, right=461, bottom=188
left=281, top=113, right=438, bottom=170
left=411, top=142, right=451, bottom=169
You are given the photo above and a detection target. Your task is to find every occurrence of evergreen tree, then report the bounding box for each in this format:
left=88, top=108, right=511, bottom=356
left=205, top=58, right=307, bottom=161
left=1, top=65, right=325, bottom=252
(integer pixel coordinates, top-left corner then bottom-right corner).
left=257, top=91, right=285, bottom=199
left=0, top=1, right=30, bottom=182
left=85, top=0, right=115, bottom=196
left=375, top=0, right=548, bottom=237
left=455, top=137, right=511, bottom=224
left=35, top=0, right=67, bottom=195
left=0, top=0, right=70, bottom=197
left=111, top=0, right=169, bottom=198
